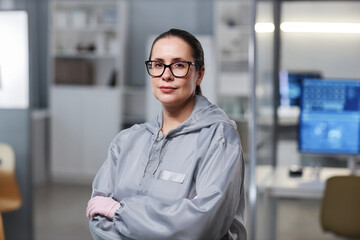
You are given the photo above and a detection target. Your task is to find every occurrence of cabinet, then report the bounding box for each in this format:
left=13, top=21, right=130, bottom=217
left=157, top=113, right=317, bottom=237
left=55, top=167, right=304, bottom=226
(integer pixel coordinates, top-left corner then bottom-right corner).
left=49, top=0, right=127, bottom=182
left=50, top=87, right=122, bottom=182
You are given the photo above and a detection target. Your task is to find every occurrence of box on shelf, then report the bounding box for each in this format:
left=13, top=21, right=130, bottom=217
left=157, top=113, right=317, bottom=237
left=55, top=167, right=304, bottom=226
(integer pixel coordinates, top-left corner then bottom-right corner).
left=54, top=59, right=94, bottom=85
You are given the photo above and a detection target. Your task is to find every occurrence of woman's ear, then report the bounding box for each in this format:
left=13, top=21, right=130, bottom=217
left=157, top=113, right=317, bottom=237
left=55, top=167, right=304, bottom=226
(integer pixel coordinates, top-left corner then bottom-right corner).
left=196, top=66, right=205, bottom=85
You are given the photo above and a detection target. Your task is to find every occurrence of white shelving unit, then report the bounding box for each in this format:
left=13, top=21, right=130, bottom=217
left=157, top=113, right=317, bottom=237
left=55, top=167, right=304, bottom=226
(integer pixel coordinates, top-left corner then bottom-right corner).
left=49, top=0, right=128, bottom=182
left=215, top=0, right=252, bottom=123
left=214, top=0, right=252, bottom=156
left=50, top=0, right=127, bottom=86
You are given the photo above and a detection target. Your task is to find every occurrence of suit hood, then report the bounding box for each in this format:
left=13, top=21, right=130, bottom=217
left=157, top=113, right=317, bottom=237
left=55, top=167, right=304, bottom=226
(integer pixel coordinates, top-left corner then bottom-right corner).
left=145, top=95, right=236, bottom=137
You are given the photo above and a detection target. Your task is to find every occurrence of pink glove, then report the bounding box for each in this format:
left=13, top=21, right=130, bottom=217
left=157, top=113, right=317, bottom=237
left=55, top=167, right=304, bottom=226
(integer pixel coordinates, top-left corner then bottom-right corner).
left=86, top=196, right=121, bottom=220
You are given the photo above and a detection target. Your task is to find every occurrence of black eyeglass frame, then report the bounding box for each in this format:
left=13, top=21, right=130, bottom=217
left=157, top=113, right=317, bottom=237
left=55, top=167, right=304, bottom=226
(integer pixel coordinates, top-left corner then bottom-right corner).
left=145, top=60, right=196, bottom=78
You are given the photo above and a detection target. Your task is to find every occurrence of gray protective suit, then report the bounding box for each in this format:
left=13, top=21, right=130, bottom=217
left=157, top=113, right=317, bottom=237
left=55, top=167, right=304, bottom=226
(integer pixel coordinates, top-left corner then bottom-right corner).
left=89, top=95, right=247, bottom=240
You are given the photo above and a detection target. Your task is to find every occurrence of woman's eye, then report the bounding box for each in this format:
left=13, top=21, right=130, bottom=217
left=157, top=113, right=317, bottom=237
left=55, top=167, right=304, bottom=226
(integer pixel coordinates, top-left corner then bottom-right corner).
left=154, top=63, right=163, bottom=68
left=173, top=63, right=185, bottom=69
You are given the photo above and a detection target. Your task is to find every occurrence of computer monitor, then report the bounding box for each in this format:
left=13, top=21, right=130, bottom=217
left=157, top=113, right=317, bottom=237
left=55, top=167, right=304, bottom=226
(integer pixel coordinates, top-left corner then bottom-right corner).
left=299, top=79, right=360, bottom=154
left=279, top=71, right=322, bottom=107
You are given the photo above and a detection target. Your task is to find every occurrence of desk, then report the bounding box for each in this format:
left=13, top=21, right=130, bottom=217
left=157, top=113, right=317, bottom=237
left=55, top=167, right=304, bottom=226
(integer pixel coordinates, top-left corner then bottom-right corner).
left=256, top=165, right=354, bottom=240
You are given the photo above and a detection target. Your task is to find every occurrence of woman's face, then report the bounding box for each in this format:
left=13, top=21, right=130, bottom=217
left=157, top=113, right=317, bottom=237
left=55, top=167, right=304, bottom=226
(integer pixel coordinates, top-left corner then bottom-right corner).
left=150, top=36, right=204, bottom=108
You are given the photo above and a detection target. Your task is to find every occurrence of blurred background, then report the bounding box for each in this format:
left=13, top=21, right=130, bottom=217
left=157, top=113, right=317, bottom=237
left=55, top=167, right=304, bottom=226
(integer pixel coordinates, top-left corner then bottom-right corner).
left=0, top=0, right=359, bottom=239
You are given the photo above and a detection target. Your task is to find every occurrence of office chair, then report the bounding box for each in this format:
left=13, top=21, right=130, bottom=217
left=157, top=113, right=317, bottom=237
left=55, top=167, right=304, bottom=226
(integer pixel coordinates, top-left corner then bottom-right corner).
left=0, top=143, right=22, bottom=240
left=320, top=175, right=360, bottom=239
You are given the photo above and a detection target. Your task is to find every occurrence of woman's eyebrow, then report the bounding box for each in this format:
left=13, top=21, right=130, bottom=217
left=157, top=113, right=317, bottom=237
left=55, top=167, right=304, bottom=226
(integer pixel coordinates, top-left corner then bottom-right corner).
left=172, top=57, right=186, bottom=62
left=152, top=58, right=164, bottom=62
left=152, top=57, right=188, bottom=62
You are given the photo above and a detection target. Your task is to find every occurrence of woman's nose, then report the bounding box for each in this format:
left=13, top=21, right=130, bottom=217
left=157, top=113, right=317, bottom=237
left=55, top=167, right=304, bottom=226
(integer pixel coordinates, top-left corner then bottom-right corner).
left=161, top=67, right=173, bottom=81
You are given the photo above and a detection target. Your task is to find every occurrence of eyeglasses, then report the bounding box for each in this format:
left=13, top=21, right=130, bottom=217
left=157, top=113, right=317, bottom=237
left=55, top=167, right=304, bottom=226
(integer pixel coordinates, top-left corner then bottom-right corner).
left=145, top=60, right=195, bottom=78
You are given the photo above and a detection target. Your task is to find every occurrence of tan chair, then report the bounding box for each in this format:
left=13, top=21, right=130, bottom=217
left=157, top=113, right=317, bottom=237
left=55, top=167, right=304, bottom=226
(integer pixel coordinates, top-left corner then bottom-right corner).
left=320, top=175, right=360, bottom=239
left=0, top=143, right=22, bottom=240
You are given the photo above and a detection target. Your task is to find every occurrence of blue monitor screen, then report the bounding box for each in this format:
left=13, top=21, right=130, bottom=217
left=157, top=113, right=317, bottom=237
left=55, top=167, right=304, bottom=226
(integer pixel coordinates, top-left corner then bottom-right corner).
left=299, top=79, right=360, bottom=154
left=279, top=71, right=322, bottom=107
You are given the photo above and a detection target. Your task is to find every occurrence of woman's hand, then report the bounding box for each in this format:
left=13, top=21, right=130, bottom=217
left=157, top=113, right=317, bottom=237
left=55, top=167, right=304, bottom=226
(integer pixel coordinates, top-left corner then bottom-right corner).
left=86, top=196, right=121, bottom=220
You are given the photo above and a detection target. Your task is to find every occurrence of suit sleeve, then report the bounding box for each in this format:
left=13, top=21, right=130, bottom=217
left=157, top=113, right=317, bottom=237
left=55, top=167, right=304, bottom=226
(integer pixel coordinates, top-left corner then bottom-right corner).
left=91, top=142, right=118, bottom=198
left=90, top=125, right=246, bottom=240
left=89, top=140, right=133, bottom=240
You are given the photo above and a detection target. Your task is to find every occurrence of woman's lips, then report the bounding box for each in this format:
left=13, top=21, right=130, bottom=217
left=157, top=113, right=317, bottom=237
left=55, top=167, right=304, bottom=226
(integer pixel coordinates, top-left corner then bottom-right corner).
left=159, top=86, right=177, bottom=93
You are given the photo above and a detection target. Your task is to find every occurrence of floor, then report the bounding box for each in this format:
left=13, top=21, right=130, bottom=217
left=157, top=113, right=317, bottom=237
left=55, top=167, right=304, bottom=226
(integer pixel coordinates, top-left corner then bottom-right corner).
left=34, top=182, right=93, bottom=240
left=276, top=199, right=338, bottom=240
left=33, top=182, right=340, bottom=240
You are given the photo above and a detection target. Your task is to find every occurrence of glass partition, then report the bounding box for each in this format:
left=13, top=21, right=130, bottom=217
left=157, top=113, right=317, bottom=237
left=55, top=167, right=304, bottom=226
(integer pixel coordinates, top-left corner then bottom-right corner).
left=255, top=0, right=275, bottom=166
left=251, top=0, right=276, bottom=239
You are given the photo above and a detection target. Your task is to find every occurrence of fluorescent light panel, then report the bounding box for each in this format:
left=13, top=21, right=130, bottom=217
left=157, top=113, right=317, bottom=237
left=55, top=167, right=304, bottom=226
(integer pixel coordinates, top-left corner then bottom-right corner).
left=255, top=23, right=275, bottom=33
left=281, top=22, right=360, bottom=33
left=255, top=22, right=360, bottom=33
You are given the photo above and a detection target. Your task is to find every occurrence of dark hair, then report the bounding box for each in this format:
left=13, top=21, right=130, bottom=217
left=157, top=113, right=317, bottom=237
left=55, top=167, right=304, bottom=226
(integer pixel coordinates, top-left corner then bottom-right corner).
left=149, top=28, right=204, bottom=95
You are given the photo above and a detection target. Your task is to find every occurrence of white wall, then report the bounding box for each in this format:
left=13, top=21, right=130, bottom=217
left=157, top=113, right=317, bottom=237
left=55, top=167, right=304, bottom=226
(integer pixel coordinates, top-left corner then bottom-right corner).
left=281, top=2, right=360, bottom=79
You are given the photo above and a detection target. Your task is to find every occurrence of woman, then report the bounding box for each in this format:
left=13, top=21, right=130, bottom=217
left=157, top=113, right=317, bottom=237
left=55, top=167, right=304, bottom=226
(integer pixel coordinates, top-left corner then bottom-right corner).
left=86, top=29, right=247, bottom=240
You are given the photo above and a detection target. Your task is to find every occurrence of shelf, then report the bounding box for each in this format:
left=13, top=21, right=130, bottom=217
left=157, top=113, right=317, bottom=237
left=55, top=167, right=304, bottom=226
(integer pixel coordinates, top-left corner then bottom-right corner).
left=54, top=25, right=117, bottom=33
left=54, top=1, right=118, bottom=7
left=55, top=53, right=116, bottom=59
left=51, top=85, right=119, bottom=90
